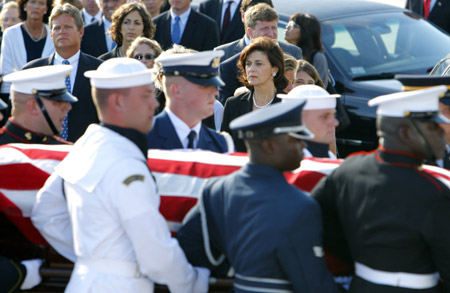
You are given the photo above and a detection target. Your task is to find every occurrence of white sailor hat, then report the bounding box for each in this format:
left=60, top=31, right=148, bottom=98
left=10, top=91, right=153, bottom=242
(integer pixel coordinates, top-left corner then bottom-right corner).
left=278, top=85, right=340, bottom=110
left=84, top=57, right=153, bottom=89
left=3, top=65, right=78, bottom=103
left=156, top=50, right=225, bottom=86
left=368, top=85, right=450, bottom=123
left=230, top=98, right=314, bottom=140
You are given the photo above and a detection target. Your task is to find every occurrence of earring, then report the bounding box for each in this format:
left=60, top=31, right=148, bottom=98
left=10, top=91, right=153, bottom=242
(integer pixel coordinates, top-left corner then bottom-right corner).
left=272, top=72, right=276, bottom=77
left=24, top=7, right=27, bottom=11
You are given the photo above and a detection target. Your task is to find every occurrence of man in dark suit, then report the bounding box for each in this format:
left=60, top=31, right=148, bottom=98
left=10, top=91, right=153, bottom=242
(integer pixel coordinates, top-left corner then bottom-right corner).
left=148, top=49, right=233, bottom=153
left=23, top=4, right=103, bottom=142
left=198, top=0, right=244, bottom=45
left=80, top=0, right=126, bottom=57
left=217, top=3, right=302, bottom=103
left=152, top=0, right=220, bottom=51
left=406, top=0, right=450, bottom=34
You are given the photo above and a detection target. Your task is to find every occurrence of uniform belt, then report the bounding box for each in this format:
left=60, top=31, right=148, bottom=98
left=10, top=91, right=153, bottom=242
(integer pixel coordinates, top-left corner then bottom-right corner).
left=234, top=273, right=293, bottom=293
left=355, top=262, right=439, bottom=289
left=75, top=258, right=142, bottom=278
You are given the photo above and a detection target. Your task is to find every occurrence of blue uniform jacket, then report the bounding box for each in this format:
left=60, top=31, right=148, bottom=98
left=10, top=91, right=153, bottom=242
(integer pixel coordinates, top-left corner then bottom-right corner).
left=177, top=163, right=338, bottom=292
left=147, top=110, right=230, bottom=153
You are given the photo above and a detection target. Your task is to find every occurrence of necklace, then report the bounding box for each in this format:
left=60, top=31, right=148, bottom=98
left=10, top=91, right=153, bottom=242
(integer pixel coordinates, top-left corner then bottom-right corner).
left=24, top=22, right=44, bottom=42
left=253, top=92, right=275, bottom=109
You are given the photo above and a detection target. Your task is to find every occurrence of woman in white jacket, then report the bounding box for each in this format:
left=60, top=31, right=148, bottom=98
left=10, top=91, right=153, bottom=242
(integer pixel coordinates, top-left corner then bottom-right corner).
left=1, top=0, right=54, bottom=97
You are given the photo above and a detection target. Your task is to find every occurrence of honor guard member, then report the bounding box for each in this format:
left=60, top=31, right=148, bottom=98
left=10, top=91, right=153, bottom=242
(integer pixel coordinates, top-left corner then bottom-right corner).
left=32, top=58, right=210, bottom=292
left=177, top=100, right=339, bottom=292
left=0, top=99, right=43, bottom=292
left=147, top=50, right=234, bottom=153
left=280, top=84, right=340, bottom=158
left=396, top=74, right=450, bottom=169
left=0, top=65, right=76, bottom=145
left=312, top=86, right=450, bottom=292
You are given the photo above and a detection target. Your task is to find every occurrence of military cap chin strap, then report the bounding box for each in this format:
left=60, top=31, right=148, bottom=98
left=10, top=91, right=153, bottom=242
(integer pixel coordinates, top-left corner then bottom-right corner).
left=408, top=117, right=436, bottom=162
left=33, top=93, right=59, bottom=136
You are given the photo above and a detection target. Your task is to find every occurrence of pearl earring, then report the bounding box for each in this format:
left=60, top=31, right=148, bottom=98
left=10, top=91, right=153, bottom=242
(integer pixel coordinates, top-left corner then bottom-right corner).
left=24, top=7, right=27, bottom=11
left=272, top=72, right=276, bottom=77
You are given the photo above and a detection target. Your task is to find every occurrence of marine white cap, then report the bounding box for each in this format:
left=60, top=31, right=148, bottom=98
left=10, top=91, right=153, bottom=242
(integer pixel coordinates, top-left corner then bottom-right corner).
left=368, top=85, right=448, bottom=120
left=84, top=57, right=153, bottom=89
left=278, top=85, right=340, bottom=110
left=3, top=65, right=72, bottom=94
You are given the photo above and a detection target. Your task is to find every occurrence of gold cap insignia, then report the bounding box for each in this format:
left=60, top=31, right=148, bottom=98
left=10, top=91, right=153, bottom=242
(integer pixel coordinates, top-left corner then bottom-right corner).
left=212, top=57, right=220, bottom=68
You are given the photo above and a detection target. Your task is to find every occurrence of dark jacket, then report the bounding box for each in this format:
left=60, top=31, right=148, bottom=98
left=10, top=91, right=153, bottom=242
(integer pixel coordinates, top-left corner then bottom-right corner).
left=152, top=9, right=220, bottom=51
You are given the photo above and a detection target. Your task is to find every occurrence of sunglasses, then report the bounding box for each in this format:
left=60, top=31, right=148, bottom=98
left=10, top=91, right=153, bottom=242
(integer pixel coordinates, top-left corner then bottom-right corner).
left=133, top=54, right=156, bottom=60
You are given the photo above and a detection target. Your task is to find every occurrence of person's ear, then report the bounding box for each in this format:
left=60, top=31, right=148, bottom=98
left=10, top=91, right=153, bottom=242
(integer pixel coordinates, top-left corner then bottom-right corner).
left=260, top=138, right=275, bottom=155
left=27, top=98, right=40, bottom=116
left=108, top=92, right=123, bottom=113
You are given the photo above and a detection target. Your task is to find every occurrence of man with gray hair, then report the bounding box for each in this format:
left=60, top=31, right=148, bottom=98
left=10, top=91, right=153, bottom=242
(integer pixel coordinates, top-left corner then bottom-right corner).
left=32, top=58, right=210, bottom=292
left=24, top=3, right=102, bottom=142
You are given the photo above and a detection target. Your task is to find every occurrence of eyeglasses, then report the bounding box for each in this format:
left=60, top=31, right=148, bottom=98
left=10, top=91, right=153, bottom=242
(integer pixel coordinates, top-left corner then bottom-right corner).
left=133, top=54, right=156, bottom=60
left=286, top=21, right=300, bottom=30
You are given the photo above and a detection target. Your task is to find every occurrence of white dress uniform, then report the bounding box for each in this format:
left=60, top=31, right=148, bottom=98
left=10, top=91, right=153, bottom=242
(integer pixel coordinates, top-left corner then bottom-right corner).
left=32, top=124, right=209, bottom=292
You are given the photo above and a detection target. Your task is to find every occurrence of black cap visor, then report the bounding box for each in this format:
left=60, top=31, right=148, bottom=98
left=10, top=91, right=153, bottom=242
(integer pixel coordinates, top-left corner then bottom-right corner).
left=33, top=89, right=78, bottom=103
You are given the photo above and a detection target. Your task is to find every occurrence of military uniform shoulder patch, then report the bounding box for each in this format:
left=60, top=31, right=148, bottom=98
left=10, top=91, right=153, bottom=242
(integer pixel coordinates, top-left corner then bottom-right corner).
left=123, top=174, right=145, bottom=186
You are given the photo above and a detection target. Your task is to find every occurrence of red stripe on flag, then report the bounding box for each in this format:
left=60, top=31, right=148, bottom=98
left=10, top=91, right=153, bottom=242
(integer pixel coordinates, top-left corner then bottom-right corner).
left=159, top=196, right=198, bottom=222
left=0, top=191, right=48, bottom=245
left=149, top=158, right=242, bottom=178
left=0, top=163, right=50, bottom=190
left=286, top=170, right=328, bottom=193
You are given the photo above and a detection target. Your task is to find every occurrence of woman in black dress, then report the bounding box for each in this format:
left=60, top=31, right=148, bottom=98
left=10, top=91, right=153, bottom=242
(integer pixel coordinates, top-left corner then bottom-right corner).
left=221, top=37, right=289, bottom=152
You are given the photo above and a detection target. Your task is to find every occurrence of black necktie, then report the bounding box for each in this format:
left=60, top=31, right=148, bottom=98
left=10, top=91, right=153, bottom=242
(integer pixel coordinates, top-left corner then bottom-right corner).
left=221, top=1, right=232, bottom=41
left=187, top=130, right=196, bottom=149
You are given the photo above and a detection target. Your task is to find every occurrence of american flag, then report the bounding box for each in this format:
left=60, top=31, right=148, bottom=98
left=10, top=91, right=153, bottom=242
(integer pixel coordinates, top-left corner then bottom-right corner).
left=1, top=144, right=450, bottom=276
left=0, top=144, right=342, bottom=246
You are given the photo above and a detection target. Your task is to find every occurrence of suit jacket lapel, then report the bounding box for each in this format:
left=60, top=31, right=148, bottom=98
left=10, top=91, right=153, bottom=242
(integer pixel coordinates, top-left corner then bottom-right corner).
left=234, top=38, right=246, bottom=55
left=162, top=13, right=172, bottom=48
left=181, top=10, right=198, bottom=44
left=158, top=111, right=184, bottom=149
left=197, top=125, right=213, bottom=150
left=72, top=53, right=89, bottom=97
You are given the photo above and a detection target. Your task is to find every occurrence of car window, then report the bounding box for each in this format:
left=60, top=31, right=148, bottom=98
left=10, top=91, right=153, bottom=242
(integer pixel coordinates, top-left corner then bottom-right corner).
left=278, top=11, right=450, bottom=80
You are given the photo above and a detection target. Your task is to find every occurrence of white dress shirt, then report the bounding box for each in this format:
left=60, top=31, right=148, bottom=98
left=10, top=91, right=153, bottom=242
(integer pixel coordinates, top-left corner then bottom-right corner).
left=53, top=50, right=80, bottom=93
left=170, top=7, right=191, bottom=39
left=166, top=108, right=201, bottom=149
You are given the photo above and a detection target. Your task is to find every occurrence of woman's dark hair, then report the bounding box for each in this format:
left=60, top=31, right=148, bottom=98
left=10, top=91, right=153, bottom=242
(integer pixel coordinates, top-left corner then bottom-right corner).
left=297, top=59, right=325, bottom=88
left=110, top=2, right=155, bottom=46
left=237, top=36, right=288, bottom=91
left=18, top=0, right=53, bottom=24
left=289, top=13, right=323, bottom=62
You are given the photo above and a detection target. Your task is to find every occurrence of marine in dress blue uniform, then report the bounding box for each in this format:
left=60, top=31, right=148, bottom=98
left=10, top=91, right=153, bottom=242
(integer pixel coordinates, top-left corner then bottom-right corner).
left=148, top=50, right=234, bottom=153
left=177, top=100, right=339, bottom=292
left=312, top=86, right=450, bottom=292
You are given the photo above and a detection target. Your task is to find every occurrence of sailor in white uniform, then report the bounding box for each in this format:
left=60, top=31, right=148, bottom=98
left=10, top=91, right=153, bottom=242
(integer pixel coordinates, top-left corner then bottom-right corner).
left=32, top=58, right=210, bottom=292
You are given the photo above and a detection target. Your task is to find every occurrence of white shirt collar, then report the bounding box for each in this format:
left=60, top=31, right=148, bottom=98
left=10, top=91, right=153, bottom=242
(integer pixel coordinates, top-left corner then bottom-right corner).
left=165, top=108, right=201, bottom=149
left=82, top=9, right=102, bottom=23
left=102, top=16, right=112, bottom=29
left=170, top=6, right=191, bottom=24
left=54, top=50, right=81, bottom=93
